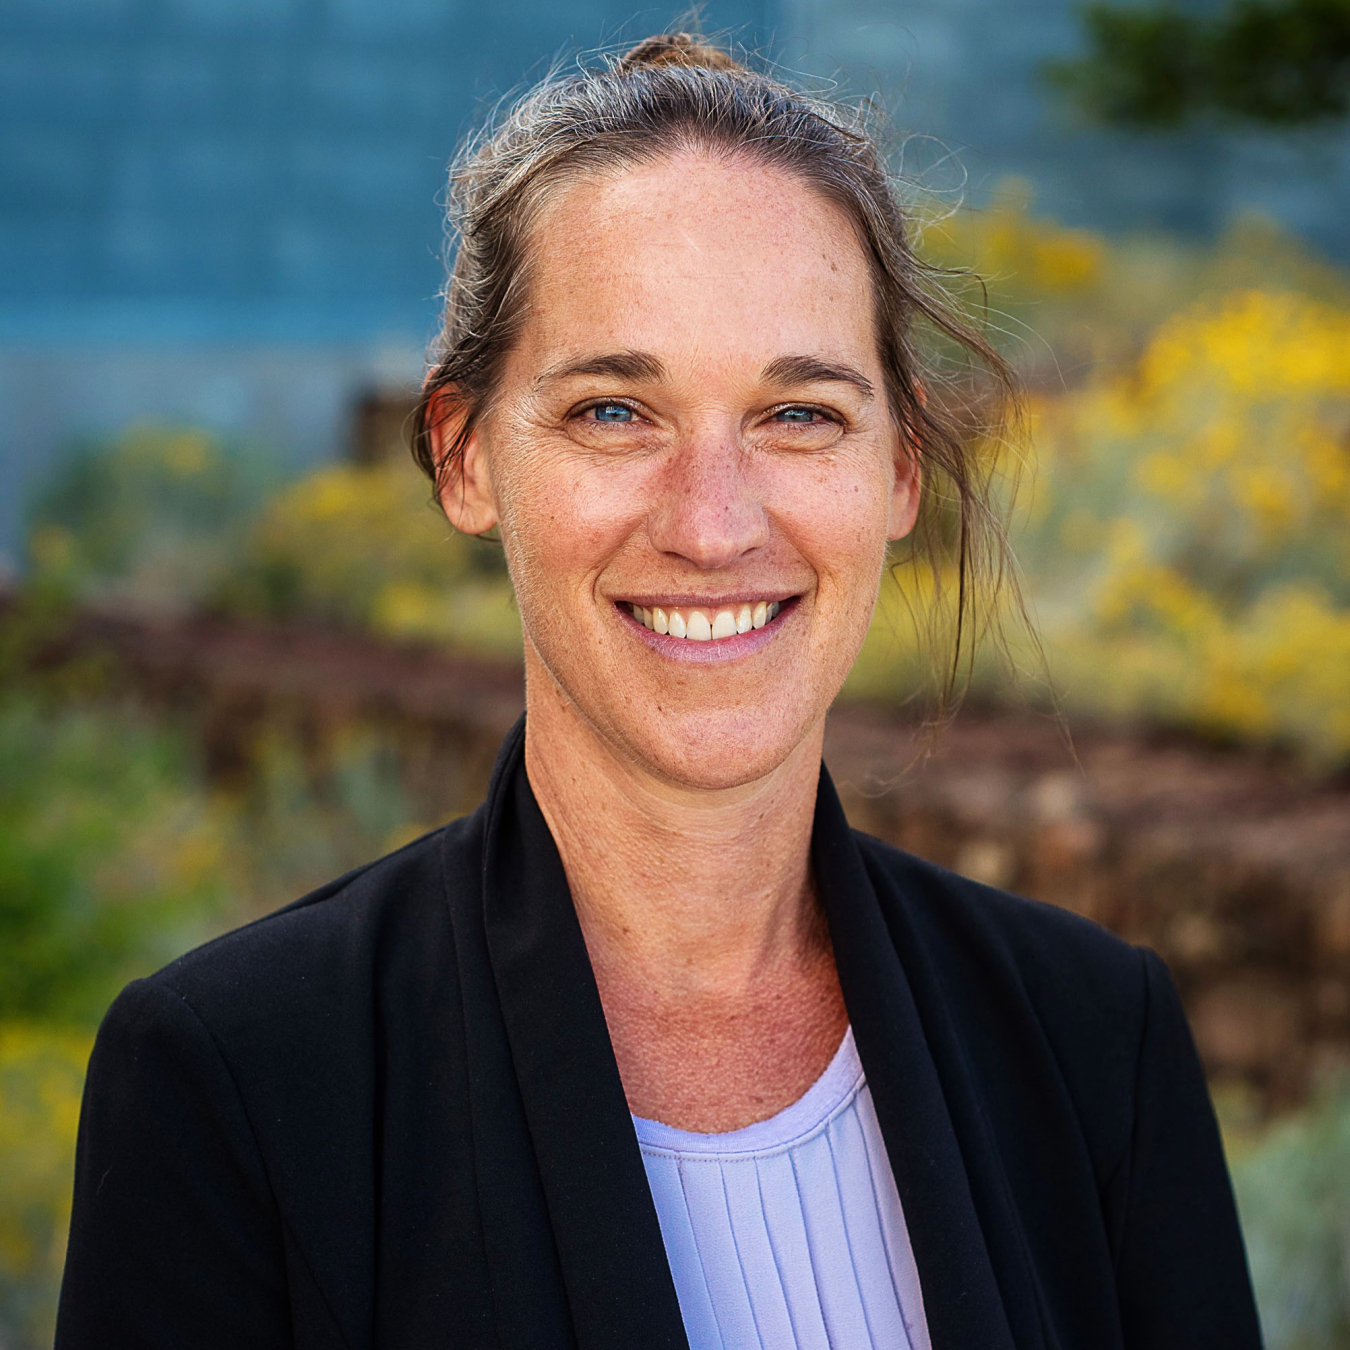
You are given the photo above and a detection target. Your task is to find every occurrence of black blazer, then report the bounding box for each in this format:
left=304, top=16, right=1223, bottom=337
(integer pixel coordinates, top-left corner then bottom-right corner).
left=57, top=718, right=1261, bottom=1349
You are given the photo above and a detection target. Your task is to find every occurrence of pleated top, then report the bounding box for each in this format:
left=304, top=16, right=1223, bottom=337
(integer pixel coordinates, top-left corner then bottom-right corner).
left=633, top=1027, right=930, bottom=1350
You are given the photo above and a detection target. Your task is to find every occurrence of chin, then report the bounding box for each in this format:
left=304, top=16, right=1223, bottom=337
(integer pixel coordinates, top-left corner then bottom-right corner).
left=614, top=700, right=823, bottom=792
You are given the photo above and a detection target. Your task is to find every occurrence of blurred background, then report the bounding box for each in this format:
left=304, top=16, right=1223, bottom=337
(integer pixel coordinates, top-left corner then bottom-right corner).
left=2, top=0, right=1349, bottom=1344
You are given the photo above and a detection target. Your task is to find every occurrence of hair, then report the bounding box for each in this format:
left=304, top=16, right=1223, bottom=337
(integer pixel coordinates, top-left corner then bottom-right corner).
left=411, top=32, right=1028, bottom=722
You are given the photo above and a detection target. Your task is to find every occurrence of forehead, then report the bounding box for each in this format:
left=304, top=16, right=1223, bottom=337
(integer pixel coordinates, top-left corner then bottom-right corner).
left=514, top=151, right=878, bottom=374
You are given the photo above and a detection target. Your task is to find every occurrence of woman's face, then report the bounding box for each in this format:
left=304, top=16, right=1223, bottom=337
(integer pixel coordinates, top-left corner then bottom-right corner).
left=442, top=151, right=919, bottom=790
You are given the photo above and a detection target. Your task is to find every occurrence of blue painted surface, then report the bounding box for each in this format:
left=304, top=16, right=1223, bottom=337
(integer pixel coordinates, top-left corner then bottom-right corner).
left=0, top=0, right=773, bottom=556
left=0, top=0, right=773, bottom=340
left=783, top=0, right=1350, bottom=250
left=1, top=0, right=1347, bottom=561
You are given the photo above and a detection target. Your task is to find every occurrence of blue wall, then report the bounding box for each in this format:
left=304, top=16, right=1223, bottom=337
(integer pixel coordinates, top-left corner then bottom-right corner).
left=0, top=0, right=773, bottom=558
left=2, top=0, right=1347, bottom=563
left=0, top=0, right=773, bottom=341
left=783, top=0, right=1350, bottom=250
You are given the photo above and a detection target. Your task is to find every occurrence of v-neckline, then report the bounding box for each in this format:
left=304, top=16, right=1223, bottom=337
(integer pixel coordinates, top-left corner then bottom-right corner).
left=457, top=716, right=1025, bottom=1350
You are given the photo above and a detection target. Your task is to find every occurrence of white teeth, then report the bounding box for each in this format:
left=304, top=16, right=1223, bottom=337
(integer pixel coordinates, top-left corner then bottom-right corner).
left=628, top=599, right=787, bottom=641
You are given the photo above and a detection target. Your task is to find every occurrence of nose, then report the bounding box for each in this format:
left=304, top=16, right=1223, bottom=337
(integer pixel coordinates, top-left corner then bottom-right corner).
left=645, top=426, right=770, bottom=570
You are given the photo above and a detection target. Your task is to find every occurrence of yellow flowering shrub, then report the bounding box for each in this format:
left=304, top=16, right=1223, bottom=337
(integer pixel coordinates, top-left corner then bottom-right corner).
left=0, top=1026, right=91, bottom=1349
left=983, top=289, right=1350, bottom=762
left=217, top=461, right=521, bottom=656
left=849, top=287, right=1350, bottom=765
left=26, top=425, right=279, bottom=610
left=918, top=182, right=1350, bottom=384
left=921, top=180, right=1105, bottom=296
left=21, top=216, right=1348, bottom=760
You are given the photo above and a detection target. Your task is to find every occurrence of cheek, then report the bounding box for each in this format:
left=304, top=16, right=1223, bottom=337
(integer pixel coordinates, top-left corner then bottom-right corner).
left=775, top=455, right=894, bottom=594
left=492, top=442, right=645, bottom=608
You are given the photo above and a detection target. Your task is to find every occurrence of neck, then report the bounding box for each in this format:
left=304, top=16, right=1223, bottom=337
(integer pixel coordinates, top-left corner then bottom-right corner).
left=521, top=640, right=848, bottom=1131
left=522, top=646, right=826, bottom=997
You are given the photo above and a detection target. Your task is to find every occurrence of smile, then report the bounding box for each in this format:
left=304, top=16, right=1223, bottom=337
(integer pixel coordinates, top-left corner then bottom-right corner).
left=625, top=600, right=783, bottom=641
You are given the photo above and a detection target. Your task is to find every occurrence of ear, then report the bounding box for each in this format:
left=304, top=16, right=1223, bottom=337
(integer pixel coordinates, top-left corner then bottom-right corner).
left=428, top=384, right=499, bottom=536
left=887, top=381, right=925, bottom=541
left=887, top=443, right=922, bottom=542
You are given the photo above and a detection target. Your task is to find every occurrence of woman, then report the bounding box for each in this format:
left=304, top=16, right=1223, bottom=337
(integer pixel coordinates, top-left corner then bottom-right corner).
left=57, top=34, right=1261, bottom=1350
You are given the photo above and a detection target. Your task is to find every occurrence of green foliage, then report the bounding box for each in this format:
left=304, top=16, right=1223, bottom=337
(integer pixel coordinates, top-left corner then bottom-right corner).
left=0, top=1027, right=90, bottom=1350
left=1019, top=287, right=1350, bottom=760
left=219, top=723, right=431, bottom=903
left=1048, top=0, right=1350, bottom=129
left=0, top=649, right=431, bottom=1346
left=0, top=692, right=227, bottom=1022
left=917, top=182, right=1350, bottom=384
left=851, top=197, right=1350, bottom=766
left=0, top=592, right=443, bottom=1027
left=21, top=428, right=521, bottom=658
left=1231, top=1078, right=1350, bottom=1348
left=27, top=425, right=279, bottom=611
left=1049, top=4, right=1203, bottom=127
left=213, top=459, right=520, bottom=656
left=853, top=283, right=1350, bottom=765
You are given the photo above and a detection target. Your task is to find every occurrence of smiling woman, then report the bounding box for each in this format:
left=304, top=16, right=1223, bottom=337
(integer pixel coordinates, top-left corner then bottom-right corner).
left=56, top=34, right=1261, bottom=1350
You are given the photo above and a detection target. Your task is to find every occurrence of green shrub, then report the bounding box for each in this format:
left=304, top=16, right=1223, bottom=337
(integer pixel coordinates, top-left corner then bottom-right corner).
left=26, top=425, right=279, bottom=611
left=0, top=1026, right=90, bottom=1350
left=848, top=284, right=1350, bottom=766
left=214, top=459, right=519, bottom=656
left=0, top=668, right=434, bottom=1348
left=0, top=692, right=227, bottom=1022
left=1232, top=1079, right=1350, bottom=1349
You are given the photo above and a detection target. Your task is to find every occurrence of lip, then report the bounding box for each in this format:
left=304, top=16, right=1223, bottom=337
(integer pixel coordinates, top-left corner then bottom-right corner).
left=616, top=596, right=798, bottom=663
left=616, top=592, right=799, bottom=610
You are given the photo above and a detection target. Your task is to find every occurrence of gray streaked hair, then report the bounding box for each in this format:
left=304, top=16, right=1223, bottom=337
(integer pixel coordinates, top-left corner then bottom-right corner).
left=411, top=32, right=1027, bottom=716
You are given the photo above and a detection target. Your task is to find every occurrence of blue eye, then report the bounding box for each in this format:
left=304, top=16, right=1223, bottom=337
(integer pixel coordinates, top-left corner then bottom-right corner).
left=591, top=403, right=634, bottom=423
left=774, top=407, right=818, bottom=423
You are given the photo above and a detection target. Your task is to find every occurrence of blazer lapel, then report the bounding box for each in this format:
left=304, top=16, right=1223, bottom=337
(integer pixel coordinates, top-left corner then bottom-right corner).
left=813, top=764, right=1026, bottom=1350
left=475, top=719, right=689, bottom=1350
left=458, top=721, right=1034, bottom=1350
left=446, top=801, right=577, bottom=1350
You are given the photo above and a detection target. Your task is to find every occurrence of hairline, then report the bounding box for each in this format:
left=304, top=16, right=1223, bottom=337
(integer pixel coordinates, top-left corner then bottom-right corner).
left=494, top=138, right=898, bottom=415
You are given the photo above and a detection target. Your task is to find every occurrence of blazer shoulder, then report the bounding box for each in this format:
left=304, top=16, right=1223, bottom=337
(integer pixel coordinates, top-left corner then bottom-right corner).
left=853, top=828, right=1145, bottom=1001
left=853, top=829, right=1154, bottom=1178
left=128, top=809, right=483, bottom=1043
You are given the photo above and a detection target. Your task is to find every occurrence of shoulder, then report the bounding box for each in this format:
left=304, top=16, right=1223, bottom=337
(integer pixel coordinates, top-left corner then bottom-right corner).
left=853, top=830, right=1159, bottom=1175
left=853, top=827, right=1147, bottom=1014
left=100, top=811, right=482, bottom=1069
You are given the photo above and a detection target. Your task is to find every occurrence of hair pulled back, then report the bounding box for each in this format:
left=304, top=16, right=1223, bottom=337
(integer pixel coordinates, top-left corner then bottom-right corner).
left=412, top=33, right=1024, bottom=714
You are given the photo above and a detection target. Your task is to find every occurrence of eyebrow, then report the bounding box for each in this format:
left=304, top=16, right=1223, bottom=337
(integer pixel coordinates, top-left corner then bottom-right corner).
left=534, top=349, right=875, bottom=398
left=761, top=354, right=874, bottom=399
left=535, top=350, right=667, bottom=387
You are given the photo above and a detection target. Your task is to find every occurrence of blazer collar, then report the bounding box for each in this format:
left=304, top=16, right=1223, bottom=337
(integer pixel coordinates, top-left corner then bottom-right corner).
left=812, top=761, right=1026, bottom=1350
left=471, top=716, right=1021, bottom=1350
left=477, top=718, right=689, bottom=1350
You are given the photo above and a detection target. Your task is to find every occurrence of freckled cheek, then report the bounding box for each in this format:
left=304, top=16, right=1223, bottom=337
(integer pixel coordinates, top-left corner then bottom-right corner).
left=500, top=468, right=643, bottom=608
left=772, top=475, right=892, bottom=602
